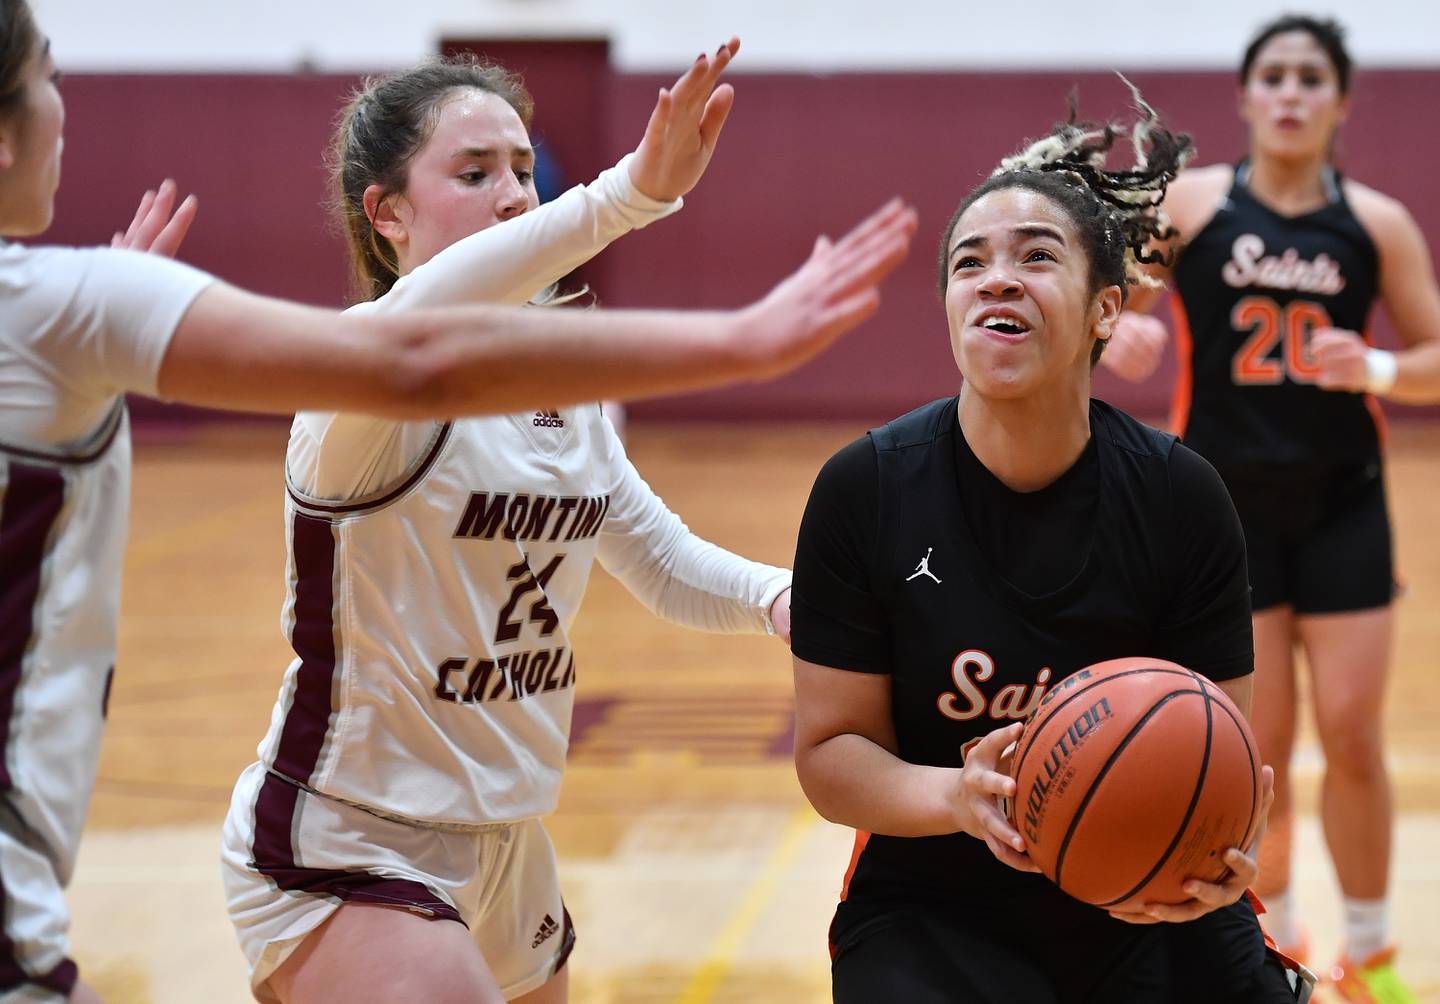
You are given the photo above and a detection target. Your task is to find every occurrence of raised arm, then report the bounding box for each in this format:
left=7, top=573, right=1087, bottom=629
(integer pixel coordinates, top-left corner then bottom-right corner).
left=155, top=199, right=917, bottom=418
left=373, top=40, right=741, bottom=313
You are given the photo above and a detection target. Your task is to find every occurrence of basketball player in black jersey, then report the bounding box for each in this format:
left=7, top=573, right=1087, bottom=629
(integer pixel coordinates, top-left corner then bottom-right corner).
left=791, top=101, right=1310, bottom=1002
left=1102, top=19, right=1440, bottom=1002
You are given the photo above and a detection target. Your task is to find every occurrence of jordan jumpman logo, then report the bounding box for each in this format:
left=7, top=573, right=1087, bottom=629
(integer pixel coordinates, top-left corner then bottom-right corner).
left=906, top=547, right=941, bottom=584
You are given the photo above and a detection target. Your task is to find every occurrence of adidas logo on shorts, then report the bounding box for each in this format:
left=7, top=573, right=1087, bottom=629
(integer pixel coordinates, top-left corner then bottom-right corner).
left=533, top=409, right=564, bottom=428
left=532, top=913, right=561, bottom=948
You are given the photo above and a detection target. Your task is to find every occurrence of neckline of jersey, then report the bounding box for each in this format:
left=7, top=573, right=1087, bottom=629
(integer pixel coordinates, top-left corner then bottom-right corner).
left=946, top=397, right=1105, bottom=608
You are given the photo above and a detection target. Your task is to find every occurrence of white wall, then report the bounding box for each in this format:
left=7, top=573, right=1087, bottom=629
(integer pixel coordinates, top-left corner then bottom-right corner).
left=32, top=0, right=1440, bottom=73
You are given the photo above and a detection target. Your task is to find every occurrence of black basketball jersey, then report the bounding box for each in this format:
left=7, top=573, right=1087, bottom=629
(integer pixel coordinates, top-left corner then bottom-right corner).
left=1172, top=162, right=1381, bottom=468
left=791, top=396, right=1252, bottom=930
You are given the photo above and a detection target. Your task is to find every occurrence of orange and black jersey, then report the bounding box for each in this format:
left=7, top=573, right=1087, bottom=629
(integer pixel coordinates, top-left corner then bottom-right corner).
left=792, top=397, right=1252, bottom=922
left=1172, top=161, right=1381, bottom=467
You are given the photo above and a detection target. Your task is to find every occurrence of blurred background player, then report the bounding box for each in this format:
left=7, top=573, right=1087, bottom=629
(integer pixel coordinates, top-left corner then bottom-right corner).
left=1102, top=16, right=1440, bottom=1002
left=0, top=2, right=914, bottom=997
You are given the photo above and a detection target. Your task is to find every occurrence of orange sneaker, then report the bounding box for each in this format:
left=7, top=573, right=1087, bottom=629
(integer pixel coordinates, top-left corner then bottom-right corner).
left=1328, top=947, right=1419, bottom=1004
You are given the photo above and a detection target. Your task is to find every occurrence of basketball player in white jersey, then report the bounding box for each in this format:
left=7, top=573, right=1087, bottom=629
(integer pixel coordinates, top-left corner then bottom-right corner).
left=215, top=45, right=872, bottom=1004
left=0, top=4, right=917, bottom=998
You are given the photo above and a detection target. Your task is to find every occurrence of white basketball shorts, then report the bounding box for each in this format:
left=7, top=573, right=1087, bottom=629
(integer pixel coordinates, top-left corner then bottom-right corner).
left=220, top=762, right=572, bottom=1003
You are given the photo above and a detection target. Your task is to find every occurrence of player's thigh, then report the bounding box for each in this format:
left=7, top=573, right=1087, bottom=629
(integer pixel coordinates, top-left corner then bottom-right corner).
left=270, top=902, right=503, bottom=1004
left=512, top=964, right=568, bottom=1004
left=1165, top=899, right=1275, bottom=1004
left=1250, top=606, right=1297, bottom=740
left=831, top=913, right=1055, bottom=1004
left=1297, top=606, right=1393, bottom=747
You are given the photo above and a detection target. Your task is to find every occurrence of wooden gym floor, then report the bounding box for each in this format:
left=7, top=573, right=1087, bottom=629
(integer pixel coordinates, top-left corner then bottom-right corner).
left=67, top=418, right=1440, bottom=1003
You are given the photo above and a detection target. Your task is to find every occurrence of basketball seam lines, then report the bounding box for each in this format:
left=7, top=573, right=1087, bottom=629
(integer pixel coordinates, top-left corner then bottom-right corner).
left=1092, top=674, right=1215, bottom=908
left=1010, top=667, right=1194, bottom=793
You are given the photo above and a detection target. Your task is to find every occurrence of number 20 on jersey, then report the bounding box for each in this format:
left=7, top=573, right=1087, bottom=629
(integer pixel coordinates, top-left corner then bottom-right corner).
left=1230, top=295, right=1332, bottom=386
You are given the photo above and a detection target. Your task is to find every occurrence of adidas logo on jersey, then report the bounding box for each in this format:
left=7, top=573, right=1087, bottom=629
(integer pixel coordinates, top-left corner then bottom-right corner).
left=533, top=409, right=564, bottom=428
left=532, top=913, right=561, bottom=948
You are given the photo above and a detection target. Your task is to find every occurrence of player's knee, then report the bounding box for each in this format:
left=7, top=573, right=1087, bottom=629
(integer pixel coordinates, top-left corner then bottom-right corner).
left=1316, top=719, right=1385, bottom=775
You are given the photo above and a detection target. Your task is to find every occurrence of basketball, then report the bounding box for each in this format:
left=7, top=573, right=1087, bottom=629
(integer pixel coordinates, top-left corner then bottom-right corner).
left=1008, top=657, right=1262, bottom=910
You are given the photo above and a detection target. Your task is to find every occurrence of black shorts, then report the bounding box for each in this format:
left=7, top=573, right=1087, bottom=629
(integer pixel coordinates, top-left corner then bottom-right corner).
left=1218, top=461, right=1394, bottom=615
left=1166, top=899, right=1309, bottom=1004
left=831, top=896, right=1302, bottom=1004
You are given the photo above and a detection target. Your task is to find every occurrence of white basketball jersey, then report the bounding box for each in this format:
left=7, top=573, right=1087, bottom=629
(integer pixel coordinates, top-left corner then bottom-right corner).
left=262, top=406, right=618, bottom=823
left=260, top=402, right=788, bottom=825
left=0, top=241, right=210, bottom=877
left=0, top=405, right=129, bottom=881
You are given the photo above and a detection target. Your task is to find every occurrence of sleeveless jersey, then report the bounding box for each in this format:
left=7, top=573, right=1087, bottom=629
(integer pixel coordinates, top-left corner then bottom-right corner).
left=1172, top=163, right=1381, bottom=467
left=260, top=403, right=787, bottom=826
left=816, top=397, right=1250, bottom=918
left=261, top=407, right=612, bottom=825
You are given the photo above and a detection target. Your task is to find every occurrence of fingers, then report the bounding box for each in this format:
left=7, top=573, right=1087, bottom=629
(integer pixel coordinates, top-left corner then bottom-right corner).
left=667, top=37, right=738, bottom=112
left=120, top=187, right=157, bottom=248
left=697, top=83, right=735, bottom=151
left=984, top=833, right=1042, bottom=873
left=683, top=37, right=739, bottom=98
left=132, top=179, right=178, bottom=250
left=148, top=194, right=199, bottom=259
left=114, top=180, right=196, bottom=257
left=818, top=200, right=918, bottom=301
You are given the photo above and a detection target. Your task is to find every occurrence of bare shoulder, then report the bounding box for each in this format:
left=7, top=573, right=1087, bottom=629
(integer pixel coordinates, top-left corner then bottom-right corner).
left=1166, top=164, right=1235, bottom=237
left=1343, top=179, right=1420, bottom=244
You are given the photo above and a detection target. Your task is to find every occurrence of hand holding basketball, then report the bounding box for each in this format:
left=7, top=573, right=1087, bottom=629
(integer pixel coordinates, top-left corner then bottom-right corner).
left=954, top=722, right=1041, bottom=874
left=1108, top=764, right=1275, bottom=925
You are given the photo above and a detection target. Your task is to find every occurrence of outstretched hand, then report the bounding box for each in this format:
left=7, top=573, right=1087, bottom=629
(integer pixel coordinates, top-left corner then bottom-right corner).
left=1108, top=764, right=1276, bottom=925
left=112, top=179, right=198, bottom=258
left=735, top=198, right=917, bottom=379
left=627, top=38, right=740, bottom=202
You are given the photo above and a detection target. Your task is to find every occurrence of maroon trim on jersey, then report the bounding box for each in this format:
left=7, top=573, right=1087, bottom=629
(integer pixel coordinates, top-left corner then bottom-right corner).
left=0, top=867, right=80, bottom=995
left=0, top=463, right=66, bottom=791
left=287, top=421, right=454, bottom=517
left=0, top=400, right=125, bottom=467
left=554, top=906, right=577, bottom=974
left=272, top=513, right=339, bottom=786
left=250, top=771, right=462, bottom=924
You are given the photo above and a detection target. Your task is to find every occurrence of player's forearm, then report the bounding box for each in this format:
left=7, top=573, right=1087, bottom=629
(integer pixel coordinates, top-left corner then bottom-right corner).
left=387, top=307, right=761, bottom=416
left=602, top=509, right=790, bottom=635
left=796, top=733, right=964, bottom=838
left=376, top=155, right=679, bottom=312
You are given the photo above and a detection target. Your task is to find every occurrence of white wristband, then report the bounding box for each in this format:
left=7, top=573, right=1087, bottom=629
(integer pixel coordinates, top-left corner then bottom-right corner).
left=1363, top=348, right=1398, bottom=395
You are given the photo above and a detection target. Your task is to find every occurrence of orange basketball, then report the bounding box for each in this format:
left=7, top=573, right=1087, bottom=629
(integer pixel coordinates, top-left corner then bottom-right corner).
left=1007, top=657, right=1262, bottom=909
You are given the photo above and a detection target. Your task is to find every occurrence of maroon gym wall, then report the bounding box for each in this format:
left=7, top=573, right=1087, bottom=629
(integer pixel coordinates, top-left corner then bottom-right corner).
left=43, top=62, right=1440, bottom=423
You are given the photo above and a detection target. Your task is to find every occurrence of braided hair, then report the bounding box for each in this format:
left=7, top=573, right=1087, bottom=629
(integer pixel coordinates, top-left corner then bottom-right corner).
left=938, top=82, right=1194, bottom=362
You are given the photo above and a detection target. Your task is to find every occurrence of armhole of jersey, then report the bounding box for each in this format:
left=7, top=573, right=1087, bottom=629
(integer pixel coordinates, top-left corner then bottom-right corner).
left=1172, top=164, right=1240, bottom=260
left=286, top=421, right=454, bottom=519
left=0, top=398, right=126, bottom=467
